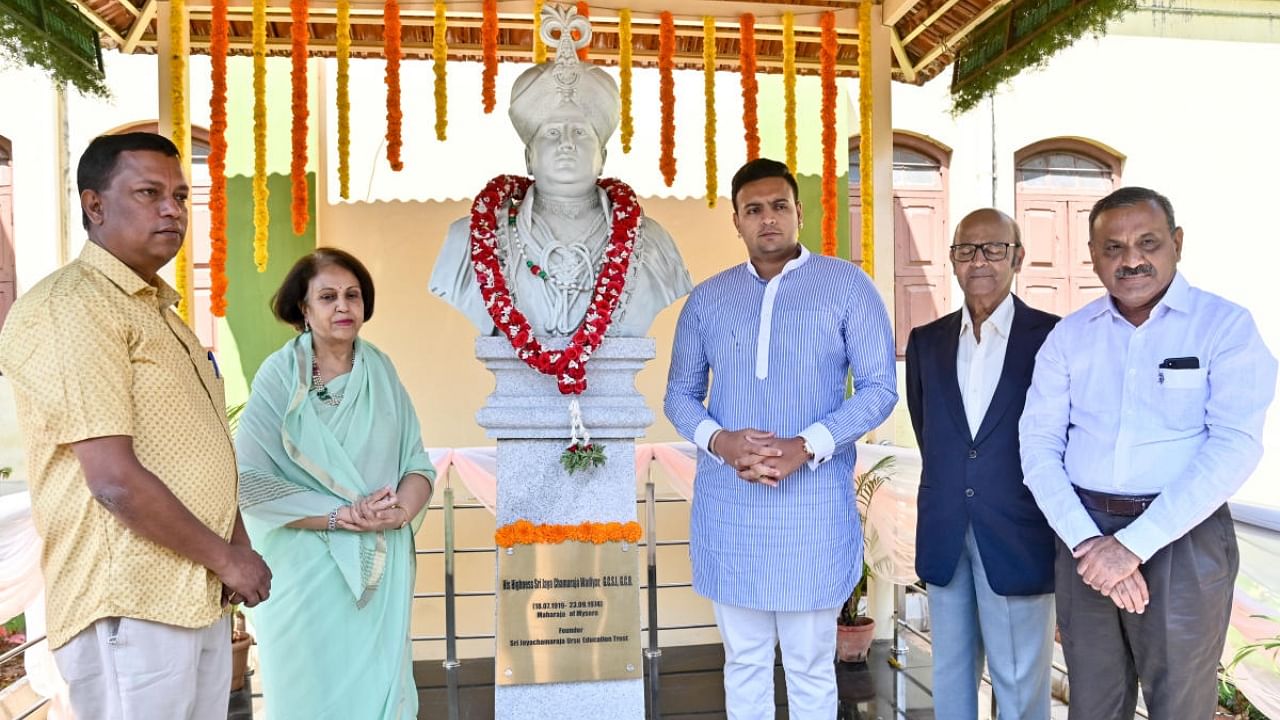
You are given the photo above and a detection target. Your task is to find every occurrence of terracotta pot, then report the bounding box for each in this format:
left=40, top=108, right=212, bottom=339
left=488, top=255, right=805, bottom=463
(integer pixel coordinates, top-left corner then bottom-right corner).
left=230, top=632, right=253, bottom=692
left=835, top=617, right=876, bottom=663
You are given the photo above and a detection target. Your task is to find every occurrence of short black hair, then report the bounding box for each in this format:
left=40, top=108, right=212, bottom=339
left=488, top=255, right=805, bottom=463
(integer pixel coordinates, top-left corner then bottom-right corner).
left=730, top=158, right=799, bottom=212
left=1088, top=187, right=1177, bottom=237
left=77, top=132, right=181, bottom=230
left=271, top=248, right=376, bottom=331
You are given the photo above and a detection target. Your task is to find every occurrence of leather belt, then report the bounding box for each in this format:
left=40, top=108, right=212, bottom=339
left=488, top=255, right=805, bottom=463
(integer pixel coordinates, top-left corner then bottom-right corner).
left=1074, top=486, right=1159, bottom=518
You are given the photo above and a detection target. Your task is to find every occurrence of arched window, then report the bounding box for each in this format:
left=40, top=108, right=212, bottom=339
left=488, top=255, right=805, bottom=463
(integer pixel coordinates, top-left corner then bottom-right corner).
left=0, top=136, right=14, bottom=328
left=850, top=132, right=951, bottom=356
left=109, top=123, right=217, bottom=349
left=1014, top=138, right=1123, bottom=316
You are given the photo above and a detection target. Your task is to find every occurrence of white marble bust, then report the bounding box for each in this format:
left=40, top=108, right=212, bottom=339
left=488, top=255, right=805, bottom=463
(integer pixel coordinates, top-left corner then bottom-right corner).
left=429, top=5, right=691, bottom=337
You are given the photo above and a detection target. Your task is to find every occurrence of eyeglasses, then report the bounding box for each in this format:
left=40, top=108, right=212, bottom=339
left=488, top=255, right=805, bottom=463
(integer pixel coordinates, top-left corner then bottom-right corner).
left=949, top=242, right=1020, bottom=262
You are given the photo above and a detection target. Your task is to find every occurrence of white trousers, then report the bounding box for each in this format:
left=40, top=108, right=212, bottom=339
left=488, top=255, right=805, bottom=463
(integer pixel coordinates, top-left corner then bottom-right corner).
left=927, top=527, right=1055, bottom=720
left=53, top=615, right=231, bottom=720
left=713, top=602, right=841, bottom=720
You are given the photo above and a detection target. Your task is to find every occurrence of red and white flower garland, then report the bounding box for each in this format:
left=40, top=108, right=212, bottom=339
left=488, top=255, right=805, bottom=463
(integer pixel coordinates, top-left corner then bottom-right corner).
left=469, top=175, right=641, bottom=396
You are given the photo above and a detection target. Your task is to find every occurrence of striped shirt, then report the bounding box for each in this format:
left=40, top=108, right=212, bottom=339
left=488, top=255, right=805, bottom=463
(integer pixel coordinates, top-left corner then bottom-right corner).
left=664, top=247, right=898, bottom=611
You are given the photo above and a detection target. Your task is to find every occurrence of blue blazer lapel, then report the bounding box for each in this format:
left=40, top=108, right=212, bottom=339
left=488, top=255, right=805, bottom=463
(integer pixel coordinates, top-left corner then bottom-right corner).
left=935, top=311, right=971, bottom=442
left=972, top=295, right=1036, bottom=445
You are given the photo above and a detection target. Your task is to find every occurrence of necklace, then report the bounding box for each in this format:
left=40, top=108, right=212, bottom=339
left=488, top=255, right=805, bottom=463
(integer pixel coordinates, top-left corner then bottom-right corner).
left=311, top=347, right=357, bottom=406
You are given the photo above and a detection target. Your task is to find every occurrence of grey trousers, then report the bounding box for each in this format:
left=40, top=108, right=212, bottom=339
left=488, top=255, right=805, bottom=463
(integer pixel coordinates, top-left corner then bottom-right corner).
left=1056, top=504, right=1237, bottom=720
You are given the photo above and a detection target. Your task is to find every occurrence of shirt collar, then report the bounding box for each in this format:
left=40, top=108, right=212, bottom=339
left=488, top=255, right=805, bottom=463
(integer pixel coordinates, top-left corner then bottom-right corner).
left=746, top=244, right=811, bottom=281
left=1090, top=270, right=1190, bottom=323
left=79, top=241, right=181, bottom=308
left=960, top=291, right=1015, bottom=341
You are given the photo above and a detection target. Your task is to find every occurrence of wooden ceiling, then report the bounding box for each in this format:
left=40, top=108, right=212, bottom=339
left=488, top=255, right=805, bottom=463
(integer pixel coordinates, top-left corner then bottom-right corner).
left=67, top=0, right=1012, bottom=85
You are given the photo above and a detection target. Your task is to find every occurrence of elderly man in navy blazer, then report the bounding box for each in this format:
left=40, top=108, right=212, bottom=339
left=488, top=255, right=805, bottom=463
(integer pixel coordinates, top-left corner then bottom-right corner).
left=905, top=209, right=1060, bottom=720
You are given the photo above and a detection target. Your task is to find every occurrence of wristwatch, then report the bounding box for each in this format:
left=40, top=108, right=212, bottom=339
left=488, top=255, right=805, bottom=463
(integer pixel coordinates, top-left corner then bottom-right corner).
left=801, top=437, right=816, bottom=461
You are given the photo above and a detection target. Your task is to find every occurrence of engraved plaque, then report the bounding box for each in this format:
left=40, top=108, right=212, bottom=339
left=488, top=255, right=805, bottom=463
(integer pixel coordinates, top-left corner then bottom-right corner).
left=496, top=541, right=641, bottom=685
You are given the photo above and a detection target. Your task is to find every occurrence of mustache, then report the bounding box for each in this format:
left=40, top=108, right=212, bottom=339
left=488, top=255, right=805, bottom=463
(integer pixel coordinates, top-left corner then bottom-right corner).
left=1115, top=264, right=1155, bottom=279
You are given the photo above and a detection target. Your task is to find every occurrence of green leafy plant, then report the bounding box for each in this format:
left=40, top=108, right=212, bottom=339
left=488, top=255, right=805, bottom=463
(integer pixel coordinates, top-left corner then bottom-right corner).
left=839, top=455, right=895, bottom=626
left=560, top=442, right=606, bottom=474
left=950, top=0, right=1137, bottom=115
left=0, top=11, right=109, bottom=98
left=226, top=402, right=246, bottom=438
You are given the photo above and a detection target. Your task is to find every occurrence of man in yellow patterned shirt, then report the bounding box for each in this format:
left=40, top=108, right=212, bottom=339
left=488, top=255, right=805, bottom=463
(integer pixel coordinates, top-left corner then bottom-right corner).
left=0, top=133, right=271, bottom=720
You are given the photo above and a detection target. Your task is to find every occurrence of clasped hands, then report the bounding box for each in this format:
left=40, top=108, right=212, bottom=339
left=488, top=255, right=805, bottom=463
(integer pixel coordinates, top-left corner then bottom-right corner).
left=334, top=486, right=411, bottom=532
left=1073, top=535, right=1148, bottom=614
left=712, top=429, right=809, bottom=487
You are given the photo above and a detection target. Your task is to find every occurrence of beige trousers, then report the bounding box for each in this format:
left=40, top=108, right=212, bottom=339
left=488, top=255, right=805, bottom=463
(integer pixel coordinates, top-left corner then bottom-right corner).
left=53, top=615, right=231, bottom=720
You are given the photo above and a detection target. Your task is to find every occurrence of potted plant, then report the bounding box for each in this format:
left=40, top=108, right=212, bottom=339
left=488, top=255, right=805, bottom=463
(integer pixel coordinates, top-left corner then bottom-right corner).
left=836, top=455, right=894, bottom=663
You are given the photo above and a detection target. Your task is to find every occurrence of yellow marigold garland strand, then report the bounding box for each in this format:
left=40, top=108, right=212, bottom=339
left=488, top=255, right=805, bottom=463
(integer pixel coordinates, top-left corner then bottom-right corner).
left=209, top=0, right=228, bottom=315
left=703, top=17, right=717, bottom=209
left=858, top=1, right=874, bottom=277
left=169, top=0, right=190, bottom=321
left=658, top=12, right=676, bottom=187
left=289, top=0, right=309, bottom=235
left=252, top=0, right=269, bottom=272
left=739, top=14, right=759, bottom=161
left=820, top=12, right=838, bottom=256
left=433, top=0, right=447, bottom=141
left=481, top=0, right=498, bottom=113
left=495, top=520, right=643, bottom=548
left=336, top=0, right=351, bottom=199
left=532, top=0, right=546, bottom=63
left=384, top=0, right=404, bottom=171
left=619, top=8, right=633, bottom=153
left=783, top=12, right=797, bottom=175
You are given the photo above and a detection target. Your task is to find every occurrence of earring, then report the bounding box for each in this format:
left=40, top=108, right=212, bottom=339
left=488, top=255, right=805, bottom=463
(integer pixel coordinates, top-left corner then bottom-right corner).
left=304, top=319, right=311, bottom=333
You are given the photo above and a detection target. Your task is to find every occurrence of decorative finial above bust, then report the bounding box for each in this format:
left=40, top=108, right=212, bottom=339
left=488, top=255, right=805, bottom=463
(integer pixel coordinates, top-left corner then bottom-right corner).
left=540, top=4, right=592, bottom=103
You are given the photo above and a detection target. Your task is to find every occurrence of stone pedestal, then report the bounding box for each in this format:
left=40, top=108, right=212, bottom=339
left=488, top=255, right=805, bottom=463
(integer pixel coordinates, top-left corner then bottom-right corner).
left=476, top=337, right=654, bottom=720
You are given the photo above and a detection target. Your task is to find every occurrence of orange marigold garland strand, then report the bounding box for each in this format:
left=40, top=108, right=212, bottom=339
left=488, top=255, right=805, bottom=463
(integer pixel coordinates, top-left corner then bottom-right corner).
left=289, top=0, right=309, bottom=235
left=433, top=0, right=447, bottom=141
left=658, top=12, right=676, bottom=187
left=739, top=13, right=759, bottom=161
left=783, top=11, right=797, bottom=175
left=495, top=520, right=643, bottom=548
left=168, top=0, right=190, bottom=322
left=532, top=0, right=546, bottom=63
left=336, top=0, right=351, bottom=199
left=820, top=11, right=838, bottom=256
left=384, top=0, right=403, bottom=171
left=619, top=8, right=633, bottom=153
left=481, top=0, right=498, bottom=113
left=858, top=1, right=875, bottom=277
left=575, top=2, right=590, bottom=60
left=703, top=17, right=717, bottom=208
left=209, top=0, right=229, bottom=315
left=252, top=0, right=269, bottom=272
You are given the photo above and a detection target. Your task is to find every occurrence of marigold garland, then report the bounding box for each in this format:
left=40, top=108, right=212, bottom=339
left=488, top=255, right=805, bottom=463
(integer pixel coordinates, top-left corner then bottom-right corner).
left=739, top=14, right=759, bottom=162
left=252, top=0, right=269, bottom=272
left=433, top=0, right=447, bottom=141
left=384, top=0, right=403, bottom=171
left=619, top=8, right=633, bottom=153
left=658, top=12, right=676, bottom=187
left=289, top=0, right=309, bottom=235
left=532, top=0, right=546, bottom=63
left=702, top=17, right=717, bottom=209
left=209, top=0, right=228, bottom=316
left=782, top=12, right=797, bottom=175
left=858, top=1, right=875, bottom=277
left=575, top=2, right=589, bottom=60
left=336, top=0, right=351, bottom=199
left=481, top=0, right=498, bottom=113
left=820, top=11, right=838, bottom=256
left=167, top=0, right=190, bottom=322
left=495, top=520, right=643, bottom=548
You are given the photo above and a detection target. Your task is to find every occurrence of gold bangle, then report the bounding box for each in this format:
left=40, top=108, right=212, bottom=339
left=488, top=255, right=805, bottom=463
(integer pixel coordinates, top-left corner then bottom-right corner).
left=397, top=506, right=411, bottom=529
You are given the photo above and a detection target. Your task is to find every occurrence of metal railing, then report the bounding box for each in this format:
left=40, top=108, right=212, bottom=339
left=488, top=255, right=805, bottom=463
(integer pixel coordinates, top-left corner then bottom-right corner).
left=0, top=633, right=51, bottom=720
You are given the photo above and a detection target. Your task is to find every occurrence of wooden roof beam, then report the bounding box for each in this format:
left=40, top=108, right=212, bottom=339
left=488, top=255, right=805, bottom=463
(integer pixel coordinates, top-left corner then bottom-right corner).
left=882, top=0, right=924, bottom=26
left=123, top=0, right=158, bottom=54
left=901, top=0, right=965, bottom=45
left=69, top=0, right=127, bottom=46
left=911, top=0, right=1016, bottom=75
left=888, top=26, right=916, bottom=83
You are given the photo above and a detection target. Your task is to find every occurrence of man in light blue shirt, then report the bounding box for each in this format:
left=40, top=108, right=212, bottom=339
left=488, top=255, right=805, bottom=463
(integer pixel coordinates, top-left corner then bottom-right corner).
left=1020, top=187, right=1277, bottom=719
left=665, top=158, right=897, bottom=719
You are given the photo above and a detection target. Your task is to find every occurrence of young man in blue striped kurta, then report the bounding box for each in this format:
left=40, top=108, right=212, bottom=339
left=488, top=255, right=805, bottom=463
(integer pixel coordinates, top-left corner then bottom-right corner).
left=664, top=158, right=898, bottom=719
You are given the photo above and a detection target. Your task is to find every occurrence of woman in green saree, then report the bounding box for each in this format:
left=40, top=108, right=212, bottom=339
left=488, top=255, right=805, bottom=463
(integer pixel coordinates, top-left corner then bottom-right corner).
left=236, top=248, right=435, bottom=719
